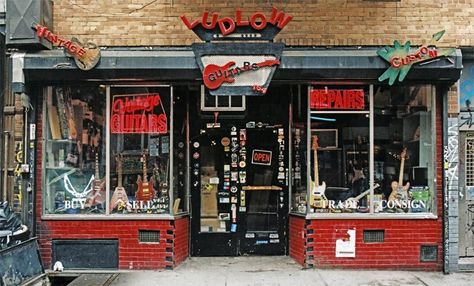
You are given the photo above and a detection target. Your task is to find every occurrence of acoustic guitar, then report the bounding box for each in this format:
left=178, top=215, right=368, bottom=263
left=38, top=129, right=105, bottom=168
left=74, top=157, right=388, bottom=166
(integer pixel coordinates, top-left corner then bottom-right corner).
left=110, top=153, right=129, bottom=212
left=389, top=147, right=410, bottom=202
left=136, top=150, right=155, bottom=201
left=86, top=150, right=106, bottom=207
left=203, top=59, right=280, bottom=90
left=309, top=135, right=327, bottom=208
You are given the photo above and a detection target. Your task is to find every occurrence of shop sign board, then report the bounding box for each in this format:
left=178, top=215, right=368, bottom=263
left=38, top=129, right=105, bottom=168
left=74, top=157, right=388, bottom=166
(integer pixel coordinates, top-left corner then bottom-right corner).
left=310, top=89, right=365, bottom=110
left=377, top=30, right=455, bottom=85
left=34, top=24, right=101, bottom=71
left=251, top=149, right=272, bottom=166
left=192, top=43, right=284, bottom=96
left=181, top=7, right=292, bottom=41
left=111, top=93, right=168, bottom=134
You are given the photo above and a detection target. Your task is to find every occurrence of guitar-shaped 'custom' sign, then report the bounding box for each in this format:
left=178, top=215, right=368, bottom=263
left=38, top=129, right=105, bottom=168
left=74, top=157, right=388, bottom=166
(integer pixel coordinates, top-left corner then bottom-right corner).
left=203, top=59, right=280, bottom=90
left=136, top=150, right=155, bottom=201
left=309, top=135, right=327, bottom=208
left=110, top=153, right=129, bottom=212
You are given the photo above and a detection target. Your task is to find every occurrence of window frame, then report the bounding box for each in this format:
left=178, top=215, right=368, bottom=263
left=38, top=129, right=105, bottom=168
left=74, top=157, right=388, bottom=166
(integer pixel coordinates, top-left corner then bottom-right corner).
left=41, top=84, right=189, bottom=219
left=301, top=84, right=438, bottom=219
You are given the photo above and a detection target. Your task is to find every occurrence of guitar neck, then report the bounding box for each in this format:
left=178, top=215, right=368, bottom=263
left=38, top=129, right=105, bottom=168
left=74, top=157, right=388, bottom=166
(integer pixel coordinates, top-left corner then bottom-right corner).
left=398, top=157, right=405, bottom=186
left=314, top=147, right=319, bottom=186
left=143, top=156, right=148, bottom=184
left=95, top=152, right=100, bottom=179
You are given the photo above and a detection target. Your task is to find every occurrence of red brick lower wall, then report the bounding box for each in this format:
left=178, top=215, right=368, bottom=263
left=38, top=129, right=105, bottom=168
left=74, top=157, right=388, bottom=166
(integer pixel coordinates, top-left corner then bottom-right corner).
left=173, top=217, right=189, bottom=266
left=289, top=215, right=306, bottom=266
left=37, top=217, right=189, bottom=270
left=289, top=216, right=442, bottom=270
left=306, top=219, right=441, bottom=270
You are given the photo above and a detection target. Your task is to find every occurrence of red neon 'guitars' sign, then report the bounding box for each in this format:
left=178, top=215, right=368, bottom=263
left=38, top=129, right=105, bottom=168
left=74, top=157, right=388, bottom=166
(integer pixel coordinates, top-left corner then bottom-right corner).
left=310, top=89, right=365, bottom=110
left=111, top=94, right=167, bottom=134
left=181, top=7, right=292, bottom=36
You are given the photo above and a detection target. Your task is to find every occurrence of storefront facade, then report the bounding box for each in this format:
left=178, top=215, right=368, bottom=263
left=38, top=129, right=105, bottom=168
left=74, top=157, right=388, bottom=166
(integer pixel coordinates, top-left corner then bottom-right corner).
left=4, top=1, right=469, bottom=271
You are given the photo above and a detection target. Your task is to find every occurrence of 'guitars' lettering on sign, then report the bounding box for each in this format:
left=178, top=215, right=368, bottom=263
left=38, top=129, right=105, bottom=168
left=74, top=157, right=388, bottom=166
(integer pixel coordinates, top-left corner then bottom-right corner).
left=111, top=93, right=167, bottom=134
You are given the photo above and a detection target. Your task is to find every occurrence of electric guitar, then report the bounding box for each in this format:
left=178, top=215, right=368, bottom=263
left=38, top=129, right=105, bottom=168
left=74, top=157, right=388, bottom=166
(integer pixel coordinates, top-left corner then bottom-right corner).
left=203, top=59, right=280, bottom=90
left=86, top=150, right=106, bottom=207
left=309, top=135, right=327, bottom=208
left=344, top=183, right=380, bottom=209
left=136, top=150, right=155, bottom=201
left=110, top=153, right=129, bottom=212
left=389, top=148, right=410, bottom=202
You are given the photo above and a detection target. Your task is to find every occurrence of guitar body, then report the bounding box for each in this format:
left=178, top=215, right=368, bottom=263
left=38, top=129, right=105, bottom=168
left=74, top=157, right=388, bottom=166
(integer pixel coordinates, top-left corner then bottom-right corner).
left=203, top=62, right=236, bottom=89
left=110, top=186, right=128, bottom=212
left=136, top=180, right=155, bottom=201
left=389, top=181, right=410, bottom=202
left=344, top=184, right=380, bottom=210
left=86, top=178, right=106, bottom=206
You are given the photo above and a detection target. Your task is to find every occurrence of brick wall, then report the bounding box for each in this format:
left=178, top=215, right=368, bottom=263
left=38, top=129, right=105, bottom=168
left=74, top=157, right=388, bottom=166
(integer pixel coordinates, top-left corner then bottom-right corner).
left=289, top=215, right=306, bottom=267
left=35, top=96, right=189, bottom=270
left=53, top=0, right=473, bottom=47
left=290, top=91, right=444, bottom=270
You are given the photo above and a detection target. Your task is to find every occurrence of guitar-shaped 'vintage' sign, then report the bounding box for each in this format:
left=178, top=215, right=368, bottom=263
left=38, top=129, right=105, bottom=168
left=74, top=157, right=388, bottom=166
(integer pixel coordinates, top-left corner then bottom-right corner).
left=309, top=135, right=327, bottom=208
left=110, top=153, right=129, bottom=212
left=203, top=59, right=280, bottom=90
left=389, top=148, right=410, bottom=202
left=136, top=150, right=155, bottom=201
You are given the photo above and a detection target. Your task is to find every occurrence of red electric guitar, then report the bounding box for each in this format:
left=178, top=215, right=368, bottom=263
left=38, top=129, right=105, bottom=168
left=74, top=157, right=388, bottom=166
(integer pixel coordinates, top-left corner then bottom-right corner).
left=203, top=59, right=280, bottom=90
left=136, top=150, right=155, bottom=201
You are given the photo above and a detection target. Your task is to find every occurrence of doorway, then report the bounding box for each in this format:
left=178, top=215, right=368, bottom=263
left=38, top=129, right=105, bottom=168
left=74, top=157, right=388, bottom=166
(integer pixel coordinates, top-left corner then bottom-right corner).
left=459, top=132, right=474, bottom=258
left=190, top=85, right=290, bottom=256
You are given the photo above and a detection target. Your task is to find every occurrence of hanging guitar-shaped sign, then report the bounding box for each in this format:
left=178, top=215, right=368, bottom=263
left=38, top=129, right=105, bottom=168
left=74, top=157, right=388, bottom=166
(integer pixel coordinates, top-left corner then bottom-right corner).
left=203, top=59, right=280, bottom=90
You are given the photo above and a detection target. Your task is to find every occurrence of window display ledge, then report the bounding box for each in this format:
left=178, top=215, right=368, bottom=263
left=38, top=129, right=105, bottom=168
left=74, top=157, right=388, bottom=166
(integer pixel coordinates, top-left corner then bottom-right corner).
left=41, top=213, right=189, bottom=220
left=305, top=213, right=437, bottom=220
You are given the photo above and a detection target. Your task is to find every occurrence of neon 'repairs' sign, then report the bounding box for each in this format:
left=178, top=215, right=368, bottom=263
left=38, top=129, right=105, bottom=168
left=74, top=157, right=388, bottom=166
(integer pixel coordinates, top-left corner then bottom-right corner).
left=111, top=94, right=167, bottom=134
left=310, top=89, right=365, bottom=110
left=377, top=30, right=455, bottom=85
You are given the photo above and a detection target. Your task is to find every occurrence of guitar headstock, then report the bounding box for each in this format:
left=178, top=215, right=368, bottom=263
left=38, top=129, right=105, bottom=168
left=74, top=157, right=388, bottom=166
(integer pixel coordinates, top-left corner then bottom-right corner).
left=311, top=135, right=319, bottom=150
left=400, top=147, right=408, bottom=160
left=141, top=149, right=149, bottom=163
left=115, top=153, right=123, bottom=169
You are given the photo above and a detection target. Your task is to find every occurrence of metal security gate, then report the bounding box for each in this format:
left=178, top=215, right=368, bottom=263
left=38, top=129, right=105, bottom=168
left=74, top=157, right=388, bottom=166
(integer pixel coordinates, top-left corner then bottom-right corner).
left=460, top=133, right=474, bottom=257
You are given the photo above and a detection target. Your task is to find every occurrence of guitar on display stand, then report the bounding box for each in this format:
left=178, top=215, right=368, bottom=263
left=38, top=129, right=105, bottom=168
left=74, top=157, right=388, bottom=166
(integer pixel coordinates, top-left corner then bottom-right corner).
left=136, top=150, right=155, bottom=201
left=389, top=148, right=410, bottom=211
left=110, top=153, right=129, bottom=212
left=85, top=149, right=106, bottom=207
left=343, top=184, right=380, bottom=210
left=310, top=135, right=328, bottom=210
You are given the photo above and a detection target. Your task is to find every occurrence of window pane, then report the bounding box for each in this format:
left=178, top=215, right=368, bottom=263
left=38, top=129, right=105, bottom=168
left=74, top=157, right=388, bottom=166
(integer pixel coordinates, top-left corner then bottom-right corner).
left=373, top=85, right=435, bottom=214
left=109, top=86, right=171, bottom=214
left=43, top=86, right=106, bottom=215
left=310, top=114, right=370, bottom=213
left=173, top=90, right=187, bottom=213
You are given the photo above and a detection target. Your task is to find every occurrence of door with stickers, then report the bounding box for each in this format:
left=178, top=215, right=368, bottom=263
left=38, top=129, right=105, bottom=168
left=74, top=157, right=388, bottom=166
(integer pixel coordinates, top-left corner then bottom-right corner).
left=191, top=127, right=240, bottom=256
left=190, top=124, right=288, bottom=256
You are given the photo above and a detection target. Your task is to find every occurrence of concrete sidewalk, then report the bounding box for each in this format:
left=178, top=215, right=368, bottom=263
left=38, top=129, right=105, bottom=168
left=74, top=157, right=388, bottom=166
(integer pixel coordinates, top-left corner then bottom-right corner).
left=109, top=256, right=474, bottom=286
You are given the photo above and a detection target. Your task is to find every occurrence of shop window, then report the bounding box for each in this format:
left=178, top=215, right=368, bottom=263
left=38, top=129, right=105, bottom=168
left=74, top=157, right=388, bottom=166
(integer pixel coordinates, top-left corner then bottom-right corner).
left=291, top=84, right=436, bottom=216
left=43, top=86, right=107, bottom=215
left=43, top=85, right=187, bottom=216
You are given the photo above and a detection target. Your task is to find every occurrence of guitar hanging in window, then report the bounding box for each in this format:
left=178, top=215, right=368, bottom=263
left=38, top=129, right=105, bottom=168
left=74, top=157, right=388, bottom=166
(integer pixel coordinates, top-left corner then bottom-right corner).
left=136, top=150, right=155, bottom=201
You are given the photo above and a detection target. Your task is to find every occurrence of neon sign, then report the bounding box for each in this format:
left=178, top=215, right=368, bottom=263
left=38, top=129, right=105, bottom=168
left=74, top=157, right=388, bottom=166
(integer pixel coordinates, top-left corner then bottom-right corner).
left=111, top=93, right=167, bottom=134
left=181, top=7, right=292, bottom=37
left=310, top=89, right=365, bottom=110
left=377, top=30, right=455, bottom=85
